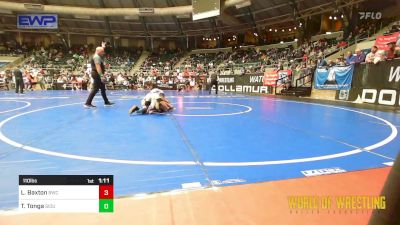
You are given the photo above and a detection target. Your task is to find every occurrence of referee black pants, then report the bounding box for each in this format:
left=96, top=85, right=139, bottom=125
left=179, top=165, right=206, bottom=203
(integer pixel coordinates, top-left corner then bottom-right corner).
left=209, top=80, right=218, bottom=94
left=15, top=78, right=24, bottom=94
left=85, top=74, right=110, bottom=105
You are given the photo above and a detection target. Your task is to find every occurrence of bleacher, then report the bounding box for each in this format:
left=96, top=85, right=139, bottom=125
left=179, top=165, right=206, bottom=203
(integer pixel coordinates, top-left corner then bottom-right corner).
left=0, top=61, right=8, bottom=68
left=139, top=50, right=183, bottom=76
left=0, top=14, right=398, bottom=94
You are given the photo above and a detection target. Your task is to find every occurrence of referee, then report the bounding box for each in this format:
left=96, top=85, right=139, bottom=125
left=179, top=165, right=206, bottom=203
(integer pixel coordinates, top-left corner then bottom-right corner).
left=84, top=43, right=114, bottom=108
left=13, top=66, right=24, bottom=94
left=209, top=71, right=219, bottom=95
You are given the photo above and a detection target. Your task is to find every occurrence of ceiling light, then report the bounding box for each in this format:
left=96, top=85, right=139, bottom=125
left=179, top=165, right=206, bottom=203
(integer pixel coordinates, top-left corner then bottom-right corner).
left=176, top=14, right=190, bottom=19
left=24, top=3, right=43, bottom=10
left=0, top=9, right=12, bottom=14
left=124, top=15, right=138, bottom=20
left=74, top=15, right=91, bottom=19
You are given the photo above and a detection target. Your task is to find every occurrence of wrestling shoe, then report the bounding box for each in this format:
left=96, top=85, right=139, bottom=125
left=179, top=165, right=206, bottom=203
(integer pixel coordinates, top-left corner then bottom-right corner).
left=129, top=105, right=139, bottom=114
left=104, top=102, right=115, bottom=107
left=84, top=104, right=97, bottom=108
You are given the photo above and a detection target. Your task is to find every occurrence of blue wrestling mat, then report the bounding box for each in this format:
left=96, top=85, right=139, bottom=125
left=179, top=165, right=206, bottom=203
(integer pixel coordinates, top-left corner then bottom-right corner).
left=0, top=90, right=399, bottom=209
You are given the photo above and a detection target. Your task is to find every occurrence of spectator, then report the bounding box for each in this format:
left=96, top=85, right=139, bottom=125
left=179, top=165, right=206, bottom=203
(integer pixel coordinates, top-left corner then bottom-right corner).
left=345, top=51, right=355, bottom=65
left=70, top=75, right=79, bottom=91
left=277, top=62, right=284, bottom=70
left=56, top=75, right=67, bottom=90
left=317, top=56, right=328, bottom=67
left=337, top=41, right=348, bottom=48
left=327, top=59, right=336, bottom=67
left=386, top=42, right=399, bottom=60
left=36, top=73, right=45, bottom=90
left=302, top=54, right=308, bottom=62
left=76, top=75, right=84, bottom=90
left=365, top=46, right=380, bottom=64
left=365, top=46, right=378, bottom=63
left=25, top=70, right=36, bottom=91
left=116, top=73, right=126, bottom=85
left=388, top=24, right=400, bottom=34
left=352, top=49, right=366, bottom=64
left=0, top=71, right=9, bottom=91
left=336, top=57, right=346, bottom=66
left=374, top=51, right=385, bottom=64
left=108, top=74, right=115, bottom=90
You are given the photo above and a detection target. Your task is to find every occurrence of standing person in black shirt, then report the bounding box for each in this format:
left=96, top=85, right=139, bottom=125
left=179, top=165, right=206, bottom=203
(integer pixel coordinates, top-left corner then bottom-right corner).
left=13, top=66, right=24, bottom=94
left=209, top=71, right=219, bottom=94
left=84, top=44, right=114, bottom=108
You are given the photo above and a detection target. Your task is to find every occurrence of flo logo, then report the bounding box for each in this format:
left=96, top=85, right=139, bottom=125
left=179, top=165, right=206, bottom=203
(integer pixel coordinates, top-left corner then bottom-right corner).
left=359, top=12, right=382, bottom=20
left=301, top=167, right=346, bottom=177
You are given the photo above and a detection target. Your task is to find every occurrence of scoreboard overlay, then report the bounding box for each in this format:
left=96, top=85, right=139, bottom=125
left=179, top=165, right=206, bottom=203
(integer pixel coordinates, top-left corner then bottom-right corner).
left=18, top=175, right=113, bottom=213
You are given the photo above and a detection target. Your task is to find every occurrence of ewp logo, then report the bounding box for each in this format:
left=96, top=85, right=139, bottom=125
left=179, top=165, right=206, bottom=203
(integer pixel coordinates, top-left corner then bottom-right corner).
left=17, top=14, right=58, bottom=29
left=359, top=12, right=382, bottom=20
